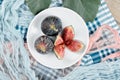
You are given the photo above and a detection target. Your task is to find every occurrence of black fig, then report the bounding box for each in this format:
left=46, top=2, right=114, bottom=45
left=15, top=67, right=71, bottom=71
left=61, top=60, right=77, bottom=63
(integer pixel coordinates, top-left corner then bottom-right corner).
left=41, top=16, right=62, bottom=36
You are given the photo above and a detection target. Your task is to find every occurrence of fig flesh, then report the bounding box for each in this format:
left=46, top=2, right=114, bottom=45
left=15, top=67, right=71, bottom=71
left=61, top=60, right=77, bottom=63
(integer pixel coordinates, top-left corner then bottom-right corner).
left=54, top=35, right=64, bottom=46
left=54, top=44, right=65, bottom=59
left=62, top=25, right=74, bottom=42
left=66, top=40, right=84, bottom=52
left=54, top=35, right=65, bottom=59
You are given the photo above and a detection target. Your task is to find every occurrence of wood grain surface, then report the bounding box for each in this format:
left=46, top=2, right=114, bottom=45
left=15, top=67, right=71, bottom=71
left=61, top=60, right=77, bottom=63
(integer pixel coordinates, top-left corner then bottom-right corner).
left=106, top=0, right=120, bottom=26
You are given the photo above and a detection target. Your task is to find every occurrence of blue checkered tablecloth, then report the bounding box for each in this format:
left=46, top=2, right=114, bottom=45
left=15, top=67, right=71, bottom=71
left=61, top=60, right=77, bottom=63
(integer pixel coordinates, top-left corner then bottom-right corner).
left=1, top=0, right=120, bottom=80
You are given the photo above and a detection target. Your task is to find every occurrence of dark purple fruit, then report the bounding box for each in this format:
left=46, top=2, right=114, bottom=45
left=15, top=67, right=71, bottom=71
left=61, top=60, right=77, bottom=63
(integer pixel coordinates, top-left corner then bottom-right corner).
left=41, top=16, right=62, bottom=36
left=34, top=35, right=54, bottom=54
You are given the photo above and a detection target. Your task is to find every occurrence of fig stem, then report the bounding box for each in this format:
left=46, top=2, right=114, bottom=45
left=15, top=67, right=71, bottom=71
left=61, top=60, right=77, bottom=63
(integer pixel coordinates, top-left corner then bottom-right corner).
left=50, top=24, right=58, bottom=31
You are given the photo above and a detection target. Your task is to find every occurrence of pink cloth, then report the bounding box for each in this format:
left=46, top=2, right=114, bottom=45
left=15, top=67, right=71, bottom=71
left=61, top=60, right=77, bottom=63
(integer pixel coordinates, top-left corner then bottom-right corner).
left=102, top=52, right=120, bottom=61
left=87, top=24, right=120, bottom=53
left=86, top=24, right=120, bottom=62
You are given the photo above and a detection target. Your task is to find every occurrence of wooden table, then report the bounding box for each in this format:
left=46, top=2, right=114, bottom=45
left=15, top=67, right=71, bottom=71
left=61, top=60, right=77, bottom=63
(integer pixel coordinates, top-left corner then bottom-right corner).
left=106, top=0, right=120, bottom=26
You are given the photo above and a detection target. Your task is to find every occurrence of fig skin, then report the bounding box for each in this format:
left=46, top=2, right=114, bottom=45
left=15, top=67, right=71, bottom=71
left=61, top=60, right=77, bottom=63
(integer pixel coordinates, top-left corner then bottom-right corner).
left=34, top=35, right=54, bottom=54
left=41, top=16, right=62, bottom=36
left=62, top=25, right=75, bottom=42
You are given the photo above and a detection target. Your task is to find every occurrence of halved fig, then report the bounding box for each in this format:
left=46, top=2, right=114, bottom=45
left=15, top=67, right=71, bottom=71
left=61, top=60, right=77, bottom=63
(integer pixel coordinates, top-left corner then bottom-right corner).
left=54, top=35, right=64, bottom=46
left=62, top=25, right=74, bottom=42
left=54, top=44, right=65, bottom=59
left=34, top=35, right=54, bottom=54
left=66, top=40, right=84, bottom=52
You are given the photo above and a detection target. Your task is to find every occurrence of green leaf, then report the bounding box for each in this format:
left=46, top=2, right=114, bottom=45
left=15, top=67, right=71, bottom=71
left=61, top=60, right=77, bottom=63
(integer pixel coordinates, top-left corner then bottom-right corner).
left=63, top=0, right=100, bottom=22
left=25, top=0, right=51, bottom=15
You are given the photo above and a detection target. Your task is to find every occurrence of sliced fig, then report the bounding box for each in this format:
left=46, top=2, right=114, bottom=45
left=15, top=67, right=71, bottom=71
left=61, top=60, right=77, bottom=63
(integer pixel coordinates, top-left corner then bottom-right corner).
left=62, top=25, right=74, bottom=42
left=54, top=44, right=65, bottom=59
left=34, top=35, right=54, bottom=54
left=41, top=16, right=62, bottom=36
left=54, top=35, right=64, bottom=46
left=64, top=40, right=71, bottom=46
left=66, top=40, right=84, bottom=52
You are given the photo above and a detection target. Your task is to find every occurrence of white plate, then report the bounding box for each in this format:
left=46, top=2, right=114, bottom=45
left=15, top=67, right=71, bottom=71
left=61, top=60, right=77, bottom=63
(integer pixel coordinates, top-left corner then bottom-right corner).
left=27, top=7, right=89, bottom=69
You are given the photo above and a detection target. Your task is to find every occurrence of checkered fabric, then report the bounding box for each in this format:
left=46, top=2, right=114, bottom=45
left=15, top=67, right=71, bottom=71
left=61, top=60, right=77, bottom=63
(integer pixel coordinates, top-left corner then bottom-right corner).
left=10, top=0, right=120, bottom=80
left=0, top=0, right=2, bottom=4
left=80, top=49, right=120, bottom=66
left=80, top=0, right=120, bottom=66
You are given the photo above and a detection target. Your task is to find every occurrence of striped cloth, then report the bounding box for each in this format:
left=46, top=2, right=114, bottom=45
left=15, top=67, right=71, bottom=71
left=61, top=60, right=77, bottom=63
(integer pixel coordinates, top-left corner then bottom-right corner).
left=1, top=0, right=120, bottom=80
